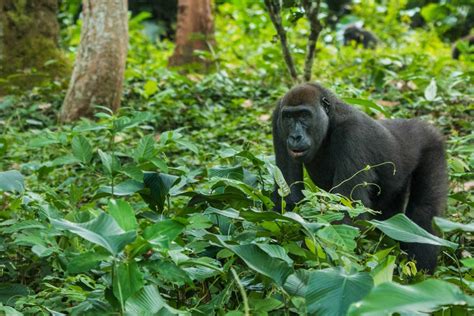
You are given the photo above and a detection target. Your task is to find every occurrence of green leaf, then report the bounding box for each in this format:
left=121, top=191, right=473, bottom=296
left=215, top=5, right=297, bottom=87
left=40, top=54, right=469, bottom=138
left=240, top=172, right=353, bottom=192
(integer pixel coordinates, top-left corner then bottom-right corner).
left=143, top=219, right=185, bottom=250
left=141, top=172, right=179, bottom=212
left=68, top=251, right=110, bottom=274
left=434, top=217, right=474, bottom=233
left=0, top=170, right=25, bottom=193
left=50, top=212, right=136, bottom=255
left=272, top=165, right=290, bottom=197
left=370, top=214, right=457, bottom=249
left=0, top=283, right=30, bottom=304
left=348, top=279, right=474, bottom=316
left=209, top=165, right=244, bottom=180
left=207, top=234, right=293, bottom=286
left=424, top=78, right=437, bottom=101
left=113, top=261, right=144, bottom=304
left=98, top=179, right=144, bottom=197
left=317, top=224, right=359, bottom=251
left=98, top=149, right=120, bottom=175
left=108, top=199, right=138, bottom=232
left=133, top=135, right=157, bottom=163
left=370, top=255, right=396, bottom=286
left=71, top=135, right=93, bottom=164
left=143, top=80, right=158, bottom=98
left=125, top=285, right=181, bottom=315
left=305, top=267, right=373, bottom=316
left=256, top=243, right=293, bottom=265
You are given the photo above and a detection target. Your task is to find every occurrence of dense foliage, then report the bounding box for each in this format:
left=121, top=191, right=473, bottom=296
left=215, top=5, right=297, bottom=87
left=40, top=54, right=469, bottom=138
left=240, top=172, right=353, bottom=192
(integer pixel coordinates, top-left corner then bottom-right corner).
left=0, top=1, right=472, bottom=315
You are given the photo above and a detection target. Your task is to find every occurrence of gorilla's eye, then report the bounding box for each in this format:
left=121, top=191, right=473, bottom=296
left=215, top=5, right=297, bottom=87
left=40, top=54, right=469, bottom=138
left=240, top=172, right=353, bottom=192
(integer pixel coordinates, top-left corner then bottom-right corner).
left=321, top=97, right=330, bottom=113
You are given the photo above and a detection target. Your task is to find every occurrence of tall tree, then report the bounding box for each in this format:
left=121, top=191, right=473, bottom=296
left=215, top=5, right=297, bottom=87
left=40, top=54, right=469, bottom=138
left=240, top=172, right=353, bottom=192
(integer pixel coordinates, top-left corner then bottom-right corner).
left=61, top=0, right=128, bottom=122
left=0, top=0, right=69, bottom=94
left=168, top=0, right=215, bottom=69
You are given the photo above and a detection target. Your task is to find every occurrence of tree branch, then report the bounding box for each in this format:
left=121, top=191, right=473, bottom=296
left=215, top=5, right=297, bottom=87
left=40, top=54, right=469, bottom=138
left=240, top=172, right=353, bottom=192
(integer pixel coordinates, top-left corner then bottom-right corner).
left=264, top=0, right=299, bottom=82
left=302, top=0, right=322, bottom=82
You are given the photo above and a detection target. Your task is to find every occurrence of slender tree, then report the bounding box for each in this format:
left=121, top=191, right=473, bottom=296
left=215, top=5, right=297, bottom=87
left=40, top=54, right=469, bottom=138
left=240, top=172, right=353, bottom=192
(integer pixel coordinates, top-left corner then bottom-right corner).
left=168, top=0, right=215, bottom=69
left=264, top=0, right=323, bottom=83
left=61, top=0, right=128, bottom=122
left=0, top=0, right=69, bottom=94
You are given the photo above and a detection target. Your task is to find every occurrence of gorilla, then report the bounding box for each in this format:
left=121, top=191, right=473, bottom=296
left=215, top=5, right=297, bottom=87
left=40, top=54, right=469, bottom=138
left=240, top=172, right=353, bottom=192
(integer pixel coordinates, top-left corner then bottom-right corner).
left=272, top=83, right=447, bottom=272
left=343, top=26, right=378, bottom=49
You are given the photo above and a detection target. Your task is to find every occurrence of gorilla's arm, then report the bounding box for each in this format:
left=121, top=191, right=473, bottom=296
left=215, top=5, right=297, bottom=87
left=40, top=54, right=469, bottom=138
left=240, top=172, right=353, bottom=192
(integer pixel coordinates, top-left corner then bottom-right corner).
left=272, top=109, right=304, bottom=211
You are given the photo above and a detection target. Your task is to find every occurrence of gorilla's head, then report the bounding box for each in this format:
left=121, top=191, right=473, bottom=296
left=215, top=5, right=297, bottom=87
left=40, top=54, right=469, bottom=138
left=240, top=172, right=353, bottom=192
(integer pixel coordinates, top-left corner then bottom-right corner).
left=278, top=83, right=331, bottom=163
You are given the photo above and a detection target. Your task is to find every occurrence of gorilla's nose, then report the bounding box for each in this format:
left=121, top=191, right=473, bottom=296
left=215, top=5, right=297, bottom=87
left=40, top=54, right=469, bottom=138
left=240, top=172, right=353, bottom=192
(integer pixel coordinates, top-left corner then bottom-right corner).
left=288, top=134, right=303, bottom=147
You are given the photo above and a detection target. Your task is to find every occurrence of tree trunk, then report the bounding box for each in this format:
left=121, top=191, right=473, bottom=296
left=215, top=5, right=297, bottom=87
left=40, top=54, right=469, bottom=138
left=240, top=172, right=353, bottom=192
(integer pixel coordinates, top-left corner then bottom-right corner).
left=0, top=0, right=69, bottom=94
left=60, top=0, right=128, bottom=122
left=168, top=0, right=215, bottom=70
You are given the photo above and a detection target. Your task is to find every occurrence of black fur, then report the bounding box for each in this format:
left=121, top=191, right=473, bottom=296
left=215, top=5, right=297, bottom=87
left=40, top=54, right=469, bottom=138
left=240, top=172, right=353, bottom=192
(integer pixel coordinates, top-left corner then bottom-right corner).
left=343, top=26, right=378, bottom=49
left=272, top=83, right=448, bottom=273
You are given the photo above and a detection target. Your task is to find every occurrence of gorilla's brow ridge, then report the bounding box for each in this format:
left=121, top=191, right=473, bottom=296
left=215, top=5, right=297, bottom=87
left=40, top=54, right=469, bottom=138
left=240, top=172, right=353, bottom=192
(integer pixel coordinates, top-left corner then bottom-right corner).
left=281, top=84, right=321, bottom=107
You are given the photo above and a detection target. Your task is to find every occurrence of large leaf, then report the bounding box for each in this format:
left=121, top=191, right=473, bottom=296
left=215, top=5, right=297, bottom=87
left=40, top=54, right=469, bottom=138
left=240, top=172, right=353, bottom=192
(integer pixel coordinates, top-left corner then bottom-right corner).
left=125, top=285, right=182, bottom=315
left=424, top=78, right=437, bottom=101
left=133, top=135, right=157, bottom=163
left=317, top=224, right=359, bottom=251
left=113, top=261, right=144, bottom=305
left=370, top=214, right=457, bottom=249
left=0, top=283, right=30, bottom=304
left=141, top=172, right=179, bottom=212
left=208, top=234, right=293, bottom=286
left=434, top=217, right=474, bottom=233
left=98, top=179, right=144, bottom=197
left=0, top=170, right=25, bottom=193
left=305, top=267, right=373, bottom=316
left=342, top=98, right=390, bottom=117
left=71, top=135, right=93, bottom=164
left=50, top=212, right=136, bottom=255
left=143, top=219, right=185, bottom=250
left=108, top=199, right=138, bottom=232
left=68, top=251, right=110, bottom=274
left=348, top=279, right=474, bottom=316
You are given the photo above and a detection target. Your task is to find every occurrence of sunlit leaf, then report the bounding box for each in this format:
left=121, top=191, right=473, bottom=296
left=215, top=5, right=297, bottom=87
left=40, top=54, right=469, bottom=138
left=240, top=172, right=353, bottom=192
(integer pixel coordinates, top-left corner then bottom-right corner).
left=0, top=170, right=24, bottom=193
left=348, top=279, right=474, bottom=315
left=370, top=214, right=457, bottom=249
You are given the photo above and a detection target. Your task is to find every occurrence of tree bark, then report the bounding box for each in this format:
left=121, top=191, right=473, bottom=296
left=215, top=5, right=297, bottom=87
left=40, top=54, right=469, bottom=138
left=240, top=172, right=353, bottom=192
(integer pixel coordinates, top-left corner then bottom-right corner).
left=168, top=0, right=215, bottom=70
left=0, top=0, right=69, bottom=94
left=60, top=0, right=128, bottom=122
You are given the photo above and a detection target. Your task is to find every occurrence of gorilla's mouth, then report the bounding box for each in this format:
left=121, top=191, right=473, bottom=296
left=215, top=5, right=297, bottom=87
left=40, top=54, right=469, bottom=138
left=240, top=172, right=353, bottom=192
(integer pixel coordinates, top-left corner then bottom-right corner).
left=289, top=148, right=308, bottom=158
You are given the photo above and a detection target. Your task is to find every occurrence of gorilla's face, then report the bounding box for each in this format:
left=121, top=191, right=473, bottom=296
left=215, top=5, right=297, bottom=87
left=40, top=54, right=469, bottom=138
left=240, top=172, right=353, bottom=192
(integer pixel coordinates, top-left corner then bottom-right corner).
left=279, top=101, right=329, bottom=163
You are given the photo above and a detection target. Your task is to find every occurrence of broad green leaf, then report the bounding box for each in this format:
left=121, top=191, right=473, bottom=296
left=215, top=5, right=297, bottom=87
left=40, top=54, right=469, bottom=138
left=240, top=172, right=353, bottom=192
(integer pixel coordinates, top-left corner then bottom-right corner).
left=434, top=217, right=474, bottom=233
left=370, top=255, right=396, bottom=286
left=256, top=243, right=293, bottom=265
left=68, top=251, right=110, bottom=274
left=370, top=214, right=457, bottom=249
left=208, top=165, right=244, bottom=180
left=348, top=279, right=474, bottom=316
left=98, top=150, right=120, bottom=175
left=125, top=285, right=181, bottom=315
left=424, top=78, right=437, bottom=101
left=141, top=172, right=179, bottom=212
left=50, top=212, right=136, bottom=255
left=143, top=219, right=185, bottom=249
left=98, top=179, right=144, bottom=197
left=207, top=234, right=293, bottom=286
left=143, top=80, right=158, bottom=98
left=0, top=283, right=30, bottom=304
left=272, top=165, right=290, bottom=197
left=0, top=306, right=22, bottom=316
left=133, top=135, right=157, bottom=163
left=113, top=261, right=144, bottom=304
left=317, top=224, right=359, bottom=251
left=0, top=170, right=24, bottom=193
left=108, top=199, right=138, bottom=232
left=305, top=267, right=373, bottom=316
left=71, top=135, right=92, bottom=164
left=284, top=270, right=310, bottom=297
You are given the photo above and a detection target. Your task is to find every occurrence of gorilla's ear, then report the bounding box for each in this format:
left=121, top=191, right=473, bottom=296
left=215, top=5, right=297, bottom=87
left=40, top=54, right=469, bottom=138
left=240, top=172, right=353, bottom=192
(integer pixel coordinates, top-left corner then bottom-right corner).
left=321, top=97, right=330, bottom=114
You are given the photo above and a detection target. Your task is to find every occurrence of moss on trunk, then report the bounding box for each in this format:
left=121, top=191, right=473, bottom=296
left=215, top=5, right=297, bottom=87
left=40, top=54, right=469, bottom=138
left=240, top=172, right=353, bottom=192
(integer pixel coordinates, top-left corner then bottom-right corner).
left=0, top=0, right=70, bottom=94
